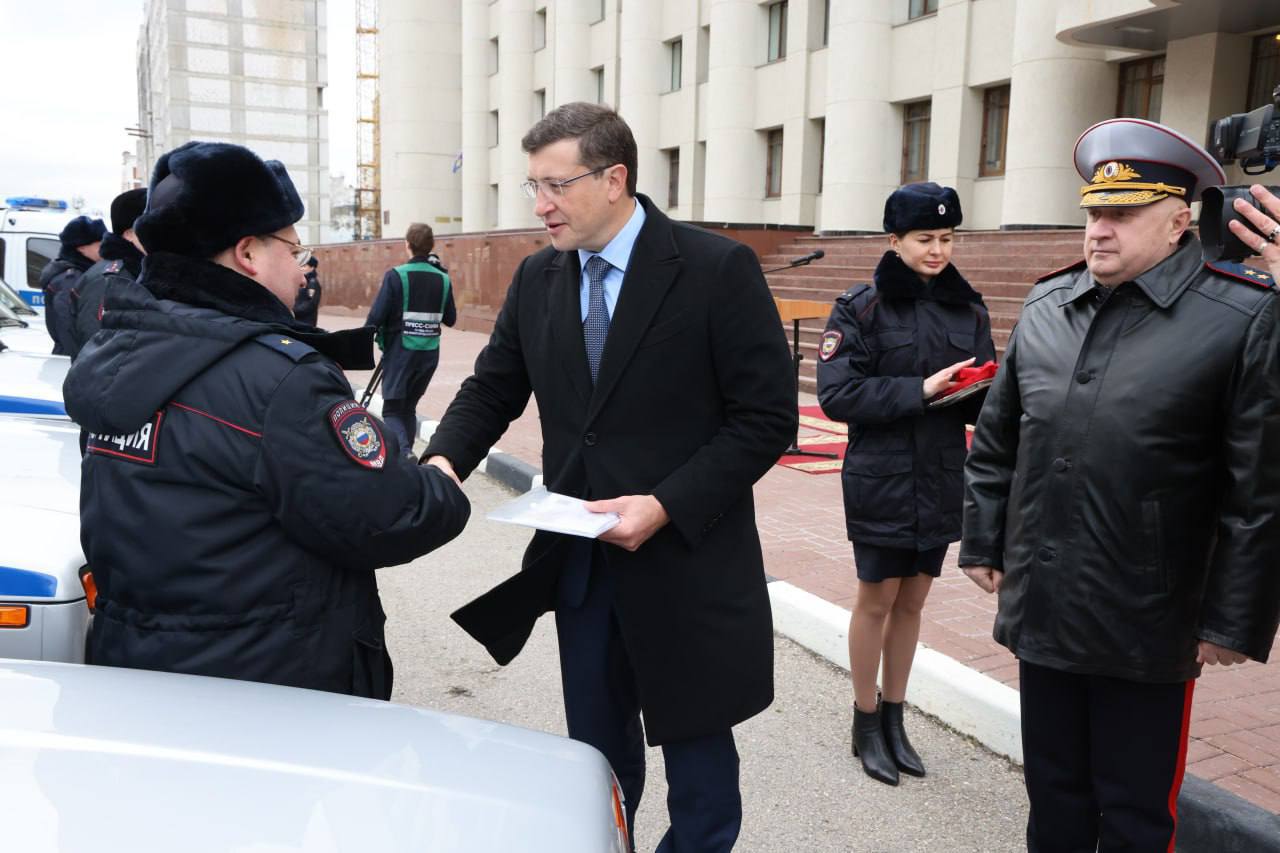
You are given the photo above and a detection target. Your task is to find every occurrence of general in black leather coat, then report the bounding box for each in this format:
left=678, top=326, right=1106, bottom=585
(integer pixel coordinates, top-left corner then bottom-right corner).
left=63, top=252, right=470, bottom=698
left=817, top=251, right=995, bottom=551
left=961, top=236, right=1280, bottom=683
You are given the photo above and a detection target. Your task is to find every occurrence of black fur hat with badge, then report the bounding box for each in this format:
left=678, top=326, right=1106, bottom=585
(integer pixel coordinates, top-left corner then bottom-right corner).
left=883, top=182, right=963, bottom=234
left=134, top=141, right=304, bottom=258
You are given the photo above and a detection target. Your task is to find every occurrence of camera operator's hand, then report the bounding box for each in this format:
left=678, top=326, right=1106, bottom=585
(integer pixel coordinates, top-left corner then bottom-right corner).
left=1229, top=185, right=1280, bottom=280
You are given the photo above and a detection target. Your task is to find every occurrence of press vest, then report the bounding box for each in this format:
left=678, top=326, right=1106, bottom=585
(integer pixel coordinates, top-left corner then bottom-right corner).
left=394, top=261, right=451, bottom=351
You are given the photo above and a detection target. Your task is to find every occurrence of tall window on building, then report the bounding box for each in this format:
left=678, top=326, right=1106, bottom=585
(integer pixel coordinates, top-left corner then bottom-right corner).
left=534, top=9, right=547, bottom=51
left=767, top=2, right=788, bottom=62
left=668, top=38, right=683, bottom=92
left=697, top=25, right=711, bottom=84
left=1247, top=32, right=1280, bottom=110
left=487, top=37, right=499, bottom=75
left=667, top=148, right=680, bottom=208
left=822, top=0, right=831, bottom=47
left=1116, top=56, right=1164, bottom=120
left=816, top=118, right=826, bottom=193
left=901, top=100, right=931, bottom=185
left=765, top=128, right=784, bottom=198
left=979, top=85, right=1010, bottom=177
left=488, top=110, right=499, bottom=147
left=908, top=0, right=938, bottom=20
left=593, top=66, right=605, bottom=104
left=535, top=89, right=546, bottom=119
left=593, top=0, right=605, bottom=23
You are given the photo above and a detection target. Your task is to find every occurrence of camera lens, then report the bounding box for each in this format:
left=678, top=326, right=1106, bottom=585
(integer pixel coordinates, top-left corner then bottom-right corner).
left=1201, top=185, right=1280, bottom=263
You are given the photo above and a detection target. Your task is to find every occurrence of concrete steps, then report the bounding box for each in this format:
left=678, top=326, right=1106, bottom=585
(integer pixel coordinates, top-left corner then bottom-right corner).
left=764, top=230, right=1085, bottom=394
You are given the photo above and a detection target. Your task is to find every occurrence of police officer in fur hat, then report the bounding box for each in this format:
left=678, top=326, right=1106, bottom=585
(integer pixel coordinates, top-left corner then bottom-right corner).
left=961, top=118, right=1280, bottom=851
left=817, top=182, right=995, bottom=788
left=66, top=188, right=148, bottom=357
left=63, top=141, right=470, bottom=698
left=38, top=214, right=105, bottom=355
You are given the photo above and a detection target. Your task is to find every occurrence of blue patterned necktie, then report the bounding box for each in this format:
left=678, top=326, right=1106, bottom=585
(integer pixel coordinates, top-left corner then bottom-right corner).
left=583, top=254, right=612, bottom=384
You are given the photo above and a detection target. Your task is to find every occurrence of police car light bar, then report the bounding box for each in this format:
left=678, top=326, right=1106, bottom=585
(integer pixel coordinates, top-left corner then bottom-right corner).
left=4, top=197, right=69, bottom=211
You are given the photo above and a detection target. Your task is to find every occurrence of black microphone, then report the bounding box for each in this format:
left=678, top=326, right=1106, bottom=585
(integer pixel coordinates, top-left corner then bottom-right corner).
left=791, top=249, right=825, bottom=265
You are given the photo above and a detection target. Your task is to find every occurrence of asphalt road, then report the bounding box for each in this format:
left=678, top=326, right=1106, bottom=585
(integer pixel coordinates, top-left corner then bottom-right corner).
left=381, top=472, right=1029, bottom=852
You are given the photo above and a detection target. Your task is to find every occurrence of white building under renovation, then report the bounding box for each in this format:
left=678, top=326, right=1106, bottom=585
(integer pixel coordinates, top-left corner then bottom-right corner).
left=136, top=0, right=331, bottom=242
left=378, top=0, right=1280, bottom=235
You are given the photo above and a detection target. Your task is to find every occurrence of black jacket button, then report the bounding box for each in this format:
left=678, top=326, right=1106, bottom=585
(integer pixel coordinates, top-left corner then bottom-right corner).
left=1052, top=458, right=1070, bottom=472
left=1076, top=371, right=1092, bottom=384
left=1037, top=547, right=1056, bottom=562
left=583, top=432, right=597, bottom=447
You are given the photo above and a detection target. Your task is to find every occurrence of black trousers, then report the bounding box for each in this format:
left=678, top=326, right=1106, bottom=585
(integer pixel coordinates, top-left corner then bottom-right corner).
left=555, top=541, right=742, bottom=853
left=381, top=354, right=439, bottom=457
left=1020, top=660, right=1195, bottom=853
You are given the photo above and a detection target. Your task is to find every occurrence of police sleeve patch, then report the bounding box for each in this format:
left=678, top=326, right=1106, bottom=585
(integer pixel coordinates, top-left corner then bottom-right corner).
left=819, top=330, right=843, bottom=362
left=86, top=411, right=164, bottom=465
left=328, top=401, right=386, bottom=469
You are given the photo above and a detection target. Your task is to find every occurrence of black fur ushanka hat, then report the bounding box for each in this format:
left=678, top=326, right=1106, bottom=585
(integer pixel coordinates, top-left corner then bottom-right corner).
left=134, top=141, right=304, bottom=258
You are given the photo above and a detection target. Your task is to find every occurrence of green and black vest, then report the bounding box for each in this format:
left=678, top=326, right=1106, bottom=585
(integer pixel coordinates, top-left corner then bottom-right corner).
left=391, top=260, right=451, bottom=351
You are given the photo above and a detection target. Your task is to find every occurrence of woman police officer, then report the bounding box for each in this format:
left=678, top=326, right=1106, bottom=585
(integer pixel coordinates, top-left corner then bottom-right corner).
left=816, top=183, right=996, bottom=785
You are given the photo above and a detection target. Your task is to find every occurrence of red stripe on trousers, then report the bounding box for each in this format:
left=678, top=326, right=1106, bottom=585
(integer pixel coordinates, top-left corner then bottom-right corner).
left=1166, top=679, right=1196, bottom=853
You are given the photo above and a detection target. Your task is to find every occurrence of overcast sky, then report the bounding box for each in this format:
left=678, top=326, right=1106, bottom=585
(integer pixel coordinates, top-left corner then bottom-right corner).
left=0, top=0, right=355, bottom=216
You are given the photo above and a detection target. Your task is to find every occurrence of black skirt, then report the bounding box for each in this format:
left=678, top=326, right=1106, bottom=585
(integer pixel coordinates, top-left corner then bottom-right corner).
left=853, top=542, right=947, bottom=583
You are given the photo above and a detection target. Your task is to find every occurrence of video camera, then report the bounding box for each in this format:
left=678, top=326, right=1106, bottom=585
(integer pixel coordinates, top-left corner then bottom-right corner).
left=1201, top=84, right=1280, bottom=262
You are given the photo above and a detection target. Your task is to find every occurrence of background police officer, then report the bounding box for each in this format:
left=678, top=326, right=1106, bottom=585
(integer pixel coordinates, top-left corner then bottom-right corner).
left=67, top=187, right=147, bottom=357
left=365, top=222, right=457, bottom=456
left=64, top=141, right=470, bottom=699
left=38, top=214, right=104, bottom=355
left=961, top=119, right=1280, bottom=852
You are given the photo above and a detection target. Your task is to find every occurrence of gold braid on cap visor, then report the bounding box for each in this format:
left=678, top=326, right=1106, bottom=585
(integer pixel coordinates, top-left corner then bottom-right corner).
left=1079, top=181, right=1188, bottom=207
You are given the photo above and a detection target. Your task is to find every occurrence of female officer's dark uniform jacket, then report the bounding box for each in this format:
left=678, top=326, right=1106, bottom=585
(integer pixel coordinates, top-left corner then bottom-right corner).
left=63, top=251, right=471, bottom=698
left=817, top=251, right=995, bottom=550
left=961, top=237, right=1280, bottom=683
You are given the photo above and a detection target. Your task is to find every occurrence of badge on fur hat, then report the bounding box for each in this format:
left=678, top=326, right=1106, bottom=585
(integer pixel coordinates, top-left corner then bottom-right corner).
left=329, top=401, right=386, bottom=469
left=819, top=330, right=843, bottom=361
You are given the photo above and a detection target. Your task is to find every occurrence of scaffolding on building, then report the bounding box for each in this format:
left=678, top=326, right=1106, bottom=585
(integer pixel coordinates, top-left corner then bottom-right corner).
left=354, top=0, right=381, bottom=239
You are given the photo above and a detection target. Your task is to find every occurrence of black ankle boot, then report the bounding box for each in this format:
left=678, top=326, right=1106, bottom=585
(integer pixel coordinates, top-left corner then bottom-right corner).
left=851, top=704, right=900, bottom=786
left=880, top=700, right=926, bottom=777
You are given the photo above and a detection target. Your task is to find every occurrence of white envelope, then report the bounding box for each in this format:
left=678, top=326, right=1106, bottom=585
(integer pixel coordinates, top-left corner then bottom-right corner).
left=486, top=485, right=621, bottom=538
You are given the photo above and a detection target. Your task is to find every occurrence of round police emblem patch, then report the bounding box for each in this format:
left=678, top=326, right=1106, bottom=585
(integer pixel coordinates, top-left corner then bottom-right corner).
left=1103, top=161, right=1119, bottom=179
left=328, top=401, right=386, bottom=469
left=819, top=330, right=843, bottom=362
left=937, top=203, right=946, bottom=215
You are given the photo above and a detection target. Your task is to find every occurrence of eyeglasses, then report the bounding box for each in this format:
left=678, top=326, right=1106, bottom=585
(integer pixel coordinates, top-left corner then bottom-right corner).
left=263, top=233, right=313, bottom=268
left=520, top=165, right=614, bottom=200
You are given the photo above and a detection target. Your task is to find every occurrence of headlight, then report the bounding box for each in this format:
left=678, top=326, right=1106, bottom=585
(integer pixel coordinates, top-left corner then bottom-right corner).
left=610, top=773, right=630, bottom=853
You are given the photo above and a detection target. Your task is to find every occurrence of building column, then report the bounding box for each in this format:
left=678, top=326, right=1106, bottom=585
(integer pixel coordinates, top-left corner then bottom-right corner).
left=552, top=0, right=596, bottom=107
left=1001, top=0, right=1112, bottom=228
left=821, top=0, right=896, bottom=232
left=926, top=0, right=982, bottom=218
left=379, top=0, right=462, bottom=236
left=618, top=2, right=664, bottom=203
left=777, top=0, right=816, bottom=226
left=497, top=0, right=537, bottom=228
left=460, top=0, right=489, bottom=231
left=704, top=0, right=761, bottom=223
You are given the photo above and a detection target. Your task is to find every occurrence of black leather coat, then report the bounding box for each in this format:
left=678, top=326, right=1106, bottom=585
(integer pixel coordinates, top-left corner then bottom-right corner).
left=817, top=252, right=995, bottom=549
left=961, top=237, right=1280, bottom=683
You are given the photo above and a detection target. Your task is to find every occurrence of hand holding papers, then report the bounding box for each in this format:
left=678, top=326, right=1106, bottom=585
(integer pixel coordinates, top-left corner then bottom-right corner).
left=926, top=361, right=998, bottom=409
left=487, top=485, right=622, bottom=538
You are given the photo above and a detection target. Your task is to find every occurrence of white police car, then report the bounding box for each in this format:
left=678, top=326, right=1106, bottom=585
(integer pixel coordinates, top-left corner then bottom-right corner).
left=0, top=197, right=78, bottom=310
left=0, top=284, right=54, bottom=355
left=0, top=416, right=88, bottom=663
left=0, top=329, right=68, bottom=417
left=0, top=660, right=631, bottom=852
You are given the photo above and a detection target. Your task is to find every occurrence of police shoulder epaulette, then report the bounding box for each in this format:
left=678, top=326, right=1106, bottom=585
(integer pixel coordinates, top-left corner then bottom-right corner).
left=1205, top=260, right=1276, bottom=291
left=253, top=332, right=317, bottom=362
left=835, top=283, right=873, bottom=304
left=105, top=260, right=123, bottom=274
left=1034, top=259, right=1087, bottom=284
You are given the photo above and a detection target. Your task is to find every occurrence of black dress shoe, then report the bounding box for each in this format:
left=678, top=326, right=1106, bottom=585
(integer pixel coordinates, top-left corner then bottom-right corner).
left=851, top=704, right=900, bottom=786
left=881, top=700, right=926, bottom=777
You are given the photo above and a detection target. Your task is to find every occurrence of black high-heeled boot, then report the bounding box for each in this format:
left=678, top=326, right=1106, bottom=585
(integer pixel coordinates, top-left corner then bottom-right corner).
left=880, top=700, right=926, bottom=777
left=851, top=704, right=900, bottom=786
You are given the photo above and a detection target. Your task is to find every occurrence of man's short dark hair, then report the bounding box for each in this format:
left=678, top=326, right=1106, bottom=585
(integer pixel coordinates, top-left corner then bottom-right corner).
left=405, top=222, right=434, bottom=257
left=521, top=102, right=638, bottom=196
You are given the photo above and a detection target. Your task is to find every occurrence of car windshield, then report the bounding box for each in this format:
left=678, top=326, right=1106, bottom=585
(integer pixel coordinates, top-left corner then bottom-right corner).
left=0, top=300, right=29, bottom=329
left=0, top=277, right=36, bottom=316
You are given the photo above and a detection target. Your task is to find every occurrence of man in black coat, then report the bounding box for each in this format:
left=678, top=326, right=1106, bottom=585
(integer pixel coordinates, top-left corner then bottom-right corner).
left=38, top=215, right=104, bottom=354
left=425, top=103, right=796, bottom=851
left=293, top=255, right=323, bottom=326
left=67, top=188, right=147, bottom=357
left=961, top=119, right=1280, bottom=851
left=63, top=141, right=470, bottom=699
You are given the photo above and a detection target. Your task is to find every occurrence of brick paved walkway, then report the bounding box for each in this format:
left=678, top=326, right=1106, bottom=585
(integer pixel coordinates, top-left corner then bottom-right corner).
left=328, top=311, right=1280, bottom=815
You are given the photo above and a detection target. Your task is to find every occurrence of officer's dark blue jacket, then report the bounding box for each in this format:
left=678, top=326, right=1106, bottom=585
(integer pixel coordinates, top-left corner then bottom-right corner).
left=817, top=251, right=996, bottom=550
left=63, top=251, right=470, bottom=698
left=365, top=255, right=457, bottom=399
left=38, top=246, right=93, bottom=355
left=67, top=231, right=145, bottom=358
